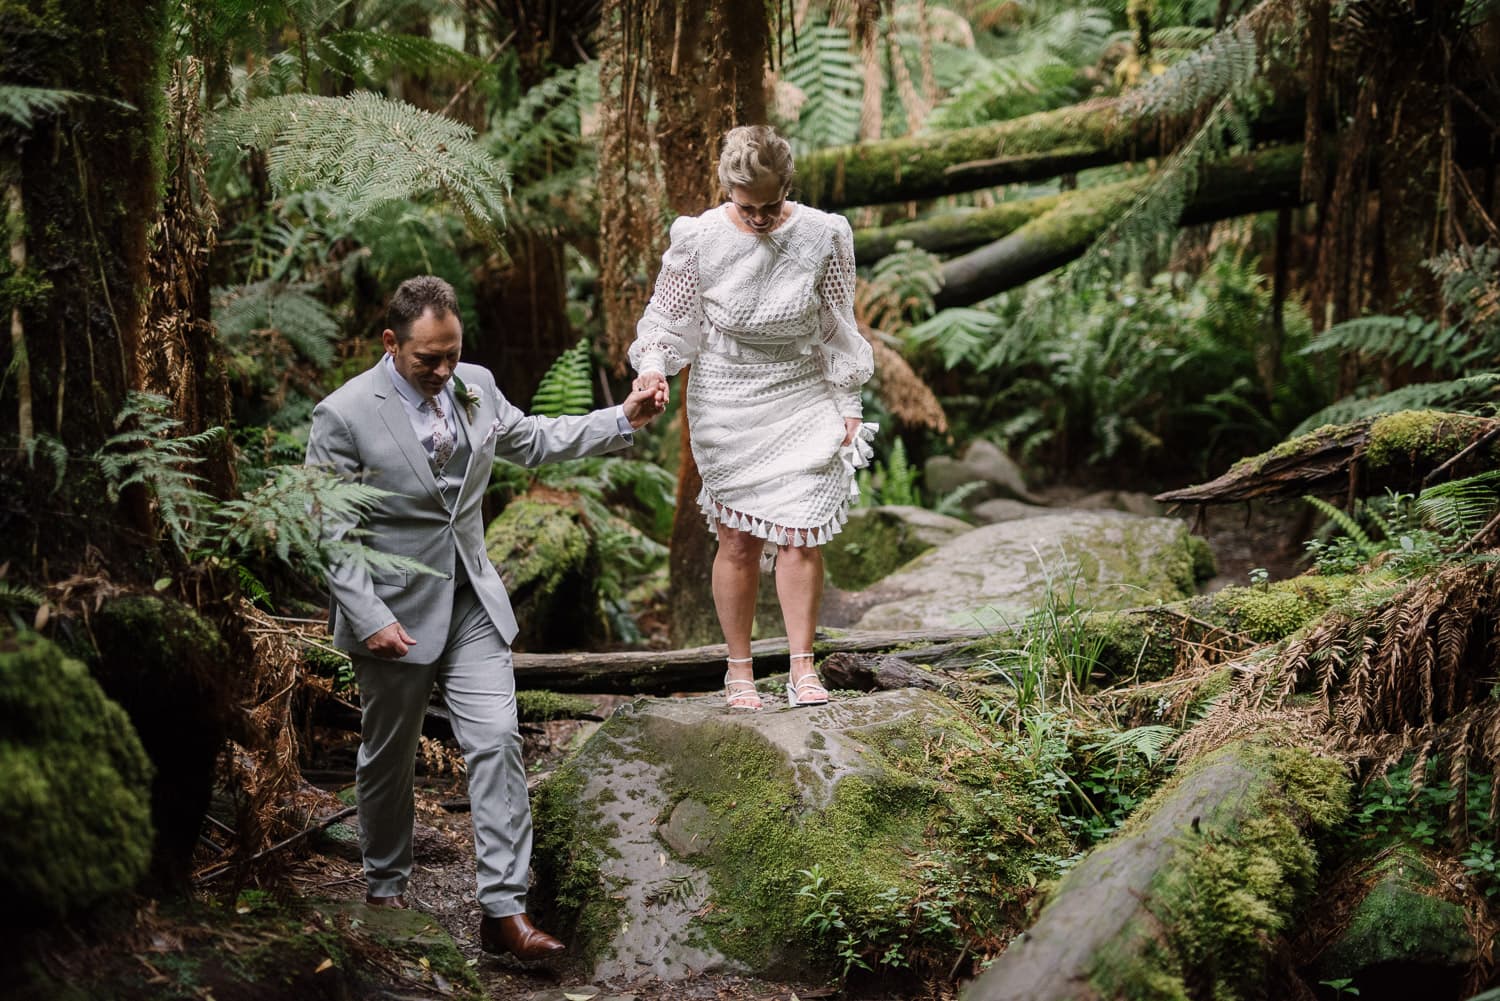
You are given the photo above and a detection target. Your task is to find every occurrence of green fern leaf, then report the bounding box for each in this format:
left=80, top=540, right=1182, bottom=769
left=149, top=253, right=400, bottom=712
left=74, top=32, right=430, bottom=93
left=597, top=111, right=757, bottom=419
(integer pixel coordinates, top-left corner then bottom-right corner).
left=1417, top=470, right=1500, bottom=538
left=530, top=340, right=595, bottom=417
left=0, top=86, right=91, bottom=128
left=1290, top=373, right=1500, bottom=435
left=782, top=25, right=863, bottom=152
left=213, top=280, right=339, bottom=367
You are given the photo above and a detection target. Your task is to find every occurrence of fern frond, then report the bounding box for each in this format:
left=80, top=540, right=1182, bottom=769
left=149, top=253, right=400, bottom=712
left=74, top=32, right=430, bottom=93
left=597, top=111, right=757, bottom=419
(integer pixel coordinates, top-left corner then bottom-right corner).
left=856, top=242, right=943, bottom=332
left=0, top=86, right=91, bottom=128
left=1301, top=314, right=1475, bottom=375
left=530, top=340, right=595, bottom=417
left=210, top=92, right=510, bottom=240
left=95, top=393, right=226, bottom=554
left=782, top=25, right=863, bottom=152
left=213, top=280, right=340, bottom=367
left=1098, top=723, right=1178, bottom=765
left=1290, top=374, right=1500, bottom=435
left=905, top=307, right=1008, bottom=369
left=23, top=434, right=69, bottom=495
left=1305, top=495, right=1377, bottom=553
left=1417, top=471, right=1500, bottom=538
left=1119, top=19, right=1258, bottom=120
left=0, top=579, right=45, bottom=609
left=314, top=30, right=490, bottom=86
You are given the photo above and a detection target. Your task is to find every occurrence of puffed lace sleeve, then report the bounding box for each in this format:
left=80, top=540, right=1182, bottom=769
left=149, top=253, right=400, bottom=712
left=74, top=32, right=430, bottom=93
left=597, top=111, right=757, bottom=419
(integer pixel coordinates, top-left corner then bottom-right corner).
left=629, top=214, right=704, bottom=378
left=817, top=214, right=875, bottom=418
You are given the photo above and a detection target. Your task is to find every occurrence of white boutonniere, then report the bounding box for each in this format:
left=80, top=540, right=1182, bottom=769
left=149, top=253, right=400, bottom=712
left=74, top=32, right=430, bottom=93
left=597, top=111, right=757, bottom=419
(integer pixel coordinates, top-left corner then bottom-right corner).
left=451, top=374, right=480, bottom=424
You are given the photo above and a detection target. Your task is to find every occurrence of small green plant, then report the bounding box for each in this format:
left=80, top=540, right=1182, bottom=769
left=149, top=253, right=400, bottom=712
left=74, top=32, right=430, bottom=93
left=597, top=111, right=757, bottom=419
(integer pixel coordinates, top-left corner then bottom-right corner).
left=1319, top=977, right=1360, bottom=998
left=1248, top=566, right=1270, bottom=586
left=530, top=339, right=595, bottom=417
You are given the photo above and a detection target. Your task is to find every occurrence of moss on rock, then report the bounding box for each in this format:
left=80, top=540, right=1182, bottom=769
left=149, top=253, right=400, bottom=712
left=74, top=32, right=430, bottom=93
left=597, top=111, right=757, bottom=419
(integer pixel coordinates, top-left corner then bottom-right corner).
left=485, top=493, right=607, bottom=650
left=516, top=689, right=599, bottom=723
left=823, top=507, right=951, bottom=590
left=1207, top=575, right=1357, bottom=644
left=0, top=629, right=153, bottom=919
left=532, top=691, right=1070, bottom=979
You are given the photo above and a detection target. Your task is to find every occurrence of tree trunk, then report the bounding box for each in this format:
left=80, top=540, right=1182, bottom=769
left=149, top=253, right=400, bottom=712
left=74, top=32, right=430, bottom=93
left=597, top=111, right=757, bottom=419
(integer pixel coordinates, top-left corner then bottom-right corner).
left=798, top=99, right=1301, bottom=210
left=934, top=144, right=1308, bottom=307
left=962, top=740, right=1349, bottom=1001
left=1155, top=412, right=1500, bottom=507
left=0, top=0, right=171, bottom=571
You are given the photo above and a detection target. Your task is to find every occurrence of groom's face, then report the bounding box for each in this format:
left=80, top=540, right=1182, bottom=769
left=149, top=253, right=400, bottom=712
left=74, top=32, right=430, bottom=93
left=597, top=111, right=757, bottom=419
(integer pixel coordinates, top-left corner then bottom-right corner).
left=384, top=308, right=463, bottom=398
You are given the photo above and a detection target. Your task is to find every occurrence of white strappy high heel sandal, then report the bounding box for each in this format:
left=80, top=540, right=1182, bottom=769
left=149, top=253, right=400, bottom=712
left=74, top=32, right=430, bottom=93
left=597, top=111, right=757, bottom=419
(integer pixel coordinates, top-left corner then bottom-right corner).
left=785, top=652, right=829, bottom=707
left=723, top=656, right=763, bottom=711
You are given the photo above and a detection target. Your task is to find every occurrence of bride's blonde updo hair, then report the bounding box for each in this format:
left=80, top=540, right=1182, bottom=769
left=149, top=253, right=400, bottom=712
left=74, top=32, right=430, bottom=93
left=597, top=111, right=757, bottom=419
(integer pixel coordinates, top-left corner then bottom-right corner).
left=717, top=125, right=795, bottom=196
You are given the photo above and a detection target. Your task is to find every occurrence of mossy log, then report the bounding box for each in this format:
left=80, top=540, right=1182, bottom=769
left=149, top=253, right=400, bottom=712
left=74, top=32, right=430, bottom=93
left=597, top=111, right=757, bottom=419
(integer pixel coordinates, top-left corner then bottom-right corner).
left=933, top=144, right=1306, bottom=307
left=1155, top=410, right=1500, bottom=507
left=962, top=740, right=1350, bottom=1001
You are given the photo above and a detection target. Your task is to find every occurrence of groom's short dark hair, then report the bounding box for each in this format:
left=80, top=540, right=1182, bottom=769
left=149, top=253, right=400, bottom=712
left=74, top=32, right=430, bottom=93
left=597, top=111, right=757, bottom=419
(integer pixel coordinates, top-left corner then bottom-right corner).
left=388, top=276, right=460, bottom=342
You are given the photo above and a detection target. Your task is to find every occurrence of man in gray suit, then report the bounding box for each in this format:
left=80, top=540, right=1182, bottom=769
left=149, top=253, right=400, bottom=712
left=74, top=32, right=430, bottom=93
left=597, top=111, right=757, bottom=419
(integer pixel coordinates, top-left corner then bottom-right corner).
left=306, top=275, right=665, bottom=961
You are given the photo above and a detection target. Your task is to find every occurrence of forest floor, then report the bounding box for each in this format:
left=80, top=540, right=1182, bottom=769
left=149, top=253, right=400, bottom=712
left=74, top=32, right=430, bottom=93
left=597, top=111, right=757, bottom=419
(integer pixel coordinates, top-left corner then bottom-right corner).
left=19, top=496, right=1308, bottom=1001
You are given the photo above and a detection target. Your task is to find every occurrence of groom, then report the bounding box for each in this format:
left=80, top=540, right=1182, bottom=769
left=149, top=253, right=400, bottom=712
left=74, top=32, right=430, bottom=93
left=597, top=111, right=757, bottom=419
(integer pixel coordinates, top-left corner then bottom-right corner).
left=306, top=275, right=663, bottom=960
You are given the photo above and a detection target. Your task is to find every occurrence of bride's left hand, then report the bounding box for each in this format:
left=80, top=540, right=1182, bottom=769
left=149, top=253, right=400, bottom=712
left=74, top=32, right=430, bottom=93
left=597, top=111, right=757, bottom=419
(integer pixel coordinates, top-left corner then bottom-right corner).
left=842, top=417, right=862, bottom=446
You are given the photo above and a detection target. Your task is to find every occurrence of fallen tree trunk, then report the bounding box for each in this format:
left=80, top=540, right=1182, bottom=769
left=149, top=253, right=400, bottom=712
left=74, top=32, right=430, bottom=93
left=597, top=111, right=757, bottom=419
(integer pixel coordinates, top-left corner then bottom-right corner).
left=510, top=626, right=996, bottom=694
left=798, top=99, right=1301, bottom=210
left=934, top=144, right=1306, bottom=307
left=962, top=739, right=1350, bottom=1001
left=1155, top=411, right=1500, bottom=507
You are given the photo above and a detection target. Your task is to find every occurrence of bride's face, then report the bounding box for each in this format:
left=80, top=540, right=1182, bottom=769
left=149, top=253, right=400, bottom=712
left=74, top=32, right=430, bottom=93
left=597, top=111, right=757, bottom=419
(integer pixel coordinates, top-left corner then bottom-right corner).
left=729, top=175, right=789, bottom=233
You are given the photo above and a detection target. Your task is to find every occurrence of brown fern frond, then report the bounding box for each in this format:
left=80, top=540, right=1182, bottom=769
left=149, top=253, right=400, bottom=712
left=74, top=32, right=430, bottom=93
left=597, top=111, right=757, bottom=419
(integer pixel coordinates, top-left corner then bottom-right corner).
left=865, top=329, right=948, bottom=432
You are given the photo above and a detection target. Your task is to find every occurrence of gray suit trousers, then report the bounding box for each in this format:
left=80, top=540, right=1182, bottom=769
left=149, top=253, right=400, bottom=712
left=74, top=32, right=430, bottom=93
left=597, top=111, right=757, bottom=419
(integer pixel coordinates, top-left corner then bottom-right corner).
left=352, top=583, right=530, bottom=917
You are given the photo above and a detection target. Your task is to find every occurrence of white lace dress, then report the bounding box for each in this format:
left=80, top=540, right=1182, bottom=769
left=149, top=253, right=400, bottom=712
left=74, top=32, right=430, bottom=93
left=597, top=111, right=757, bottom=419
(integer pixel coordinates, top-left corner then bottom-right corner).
left=630, top=202, right=876, bottom=550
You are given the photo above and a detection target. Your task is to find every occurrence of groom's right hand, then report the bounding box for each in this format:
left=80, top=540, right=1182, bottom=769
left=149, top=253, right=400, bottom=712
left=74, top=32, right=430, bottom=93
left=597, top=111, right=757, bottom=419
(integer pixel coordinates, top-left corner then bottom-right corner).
left=366, top=622, right=417, bottom=658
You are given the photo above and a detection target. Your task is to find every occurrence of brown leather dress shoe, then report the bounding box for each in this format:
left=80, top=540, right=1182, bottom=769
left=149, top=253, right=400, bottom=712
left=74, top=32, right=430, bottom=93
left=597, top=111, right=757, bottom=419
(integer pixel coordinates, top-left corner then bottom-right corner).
left=479, top=913, right=566, bottom=961
left=365, top=893, right=409, bottom=909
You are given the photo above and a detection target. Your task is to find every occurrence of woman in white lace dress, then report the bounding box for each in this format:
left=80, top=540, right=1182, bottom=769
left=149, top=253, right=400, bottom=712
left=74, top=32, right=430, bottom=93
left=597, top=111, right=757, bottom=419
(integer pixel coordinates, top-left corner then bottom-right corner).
left=630, top=125, right=876, bottom=711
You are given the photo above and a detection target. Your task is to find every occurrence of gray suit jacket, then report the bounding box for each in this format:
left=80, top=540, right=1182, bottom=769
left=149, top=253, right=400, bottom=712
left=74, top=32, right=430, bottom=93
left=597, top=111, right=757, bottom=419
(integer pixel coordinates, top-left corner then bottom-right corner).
left=306, top=359, right=631, bottom=661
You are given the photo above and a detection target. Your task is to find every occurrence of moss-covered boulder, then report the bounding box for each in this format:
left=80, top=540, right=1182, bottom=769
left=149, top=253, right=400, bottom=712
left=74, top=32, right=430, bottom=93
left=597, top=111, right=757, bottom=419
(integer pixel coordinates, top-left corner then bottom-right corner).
left=1309, top=848, right=1477, bottom=999
left=824, top=505, right=974, bottom=590
left=90, top=595, right=233, bottom=891
left=964, top=740, right=1351, bottom=1001
left=530, top=688, right=1071, bottom=981
left=848, top=511, right=1214, bottom=631
left=485, top=490, right=608, bottom=651
left=0, top=629, right=153, bottom=919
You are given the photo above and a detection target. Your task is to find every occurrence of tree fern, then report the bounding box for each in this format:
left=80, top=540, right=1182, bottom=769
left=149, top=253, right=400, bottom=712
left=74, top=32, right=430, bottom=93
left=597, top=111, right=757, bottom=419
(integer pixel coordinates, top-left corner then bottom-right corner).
left=213, top=280, right=340, bottom=367
left=530, top=340, right=595, bottom=417
left=488, top=63, right=598, bottom=228
left=781, top=24, right=863, bottom=152
left=1290, top=373, right=1500, bottom=435
left=210, top=92, right=510, bottom=240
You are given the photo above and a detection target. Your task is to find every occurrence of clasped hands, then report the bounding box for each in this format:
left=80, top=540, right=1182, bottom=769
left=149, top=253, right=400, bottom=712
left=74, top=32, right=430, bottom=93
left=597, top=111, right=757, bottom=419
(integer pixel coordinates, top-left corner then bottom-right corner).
left=626, top=372, right=860, bottom=444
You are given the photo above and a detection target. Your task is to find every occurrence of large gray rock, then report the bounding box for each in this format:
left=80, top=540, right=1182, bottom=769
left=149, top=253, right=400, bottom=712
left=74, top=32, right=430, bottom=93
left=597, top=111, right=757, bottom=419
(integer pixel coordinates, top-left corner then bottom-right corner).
left=529, top=689, right=1070, bottom=982
left=971, top=498, right=1051, bottom=524
left=850, top=510, right=1211, bottom=631
left=924, top=440, right=1043, bottom=507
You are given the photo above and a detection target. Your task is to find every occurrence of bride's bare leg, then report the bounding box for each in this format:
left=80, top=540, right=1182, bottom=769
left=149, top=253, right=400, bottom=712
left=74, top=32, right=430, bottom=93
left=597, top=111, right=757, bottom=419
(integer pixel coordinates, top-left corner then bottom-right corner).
left=775, top=543, right=823, bottom=682
left=713, top=525, right=763, bottom=673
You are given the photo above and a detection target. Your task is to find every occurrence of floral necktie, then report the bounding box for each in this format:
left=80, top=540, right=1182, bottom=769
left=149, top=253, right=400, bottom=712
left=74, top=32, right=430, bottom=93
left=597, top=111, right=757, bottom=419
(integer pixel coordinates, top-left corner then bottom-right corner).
left=424, top=396, right=454, bottom=472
